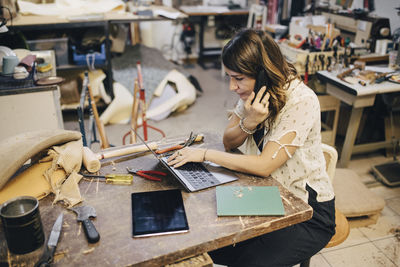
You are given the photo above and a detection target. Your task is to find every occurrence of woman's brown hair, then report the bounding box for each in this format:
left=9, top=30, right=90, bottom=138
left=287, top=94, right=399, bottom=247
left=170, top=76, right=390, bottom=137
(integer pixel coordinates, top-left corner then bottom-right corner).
left=222, top=28, right=299, bottom=132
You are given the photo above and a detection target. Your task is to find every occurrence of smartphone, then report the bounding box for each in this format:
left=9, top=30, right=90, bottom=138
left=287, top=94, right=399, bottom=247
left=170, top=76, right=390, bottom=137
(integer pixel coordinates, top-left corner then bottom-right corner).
left=251, top=70, right=269, bottom=104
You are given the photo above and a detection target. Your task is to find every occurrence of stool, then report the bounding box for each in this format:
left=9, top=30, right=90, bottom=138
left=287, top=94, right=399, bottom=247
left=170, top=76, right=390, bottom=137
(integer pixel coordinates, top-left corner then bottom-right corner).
left=300, top=144, right=349, bottom=267
left=166, top=253, right=213, bottom=267
left=318, top=95, right=340, bottom=146
left=334, top=168, right=385, bottom=228
left=326, top=208, right=350, bottom=247
left=300, top=208, right=350, bottom=267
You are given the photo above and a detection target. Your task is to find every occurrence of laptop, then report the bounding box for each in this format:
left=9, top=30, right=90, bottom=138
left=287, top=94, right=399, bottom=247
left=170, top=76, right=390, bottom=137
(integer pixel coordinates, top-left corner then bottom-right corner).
left=134, top=131, right=238, bottom=192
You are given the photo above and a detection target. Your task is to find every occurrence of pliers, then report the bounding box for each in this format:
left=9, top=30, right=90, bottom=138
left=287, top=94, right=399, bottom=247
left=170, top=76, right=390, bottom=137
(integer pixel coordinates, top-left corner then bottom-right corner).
left=126, top=167, right=167, bottom=182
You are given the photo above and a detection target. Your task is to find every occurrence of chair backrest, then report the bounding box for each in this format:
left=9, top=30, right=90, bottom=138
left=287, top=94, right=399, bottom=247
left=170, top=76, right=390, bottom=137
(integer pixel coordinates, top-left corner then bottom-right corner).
left=320, top=143, right=350, bottom=249
left=321, top=143, right=338, bottom=183
left=247, top=4, right=267, bottom=30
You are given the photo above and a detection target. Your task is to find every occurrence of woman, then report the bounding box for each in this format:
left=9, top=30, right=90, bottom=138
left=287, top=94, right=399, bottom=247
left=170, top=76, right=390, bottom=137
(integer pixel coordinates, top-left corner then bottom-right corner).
left=167, top=28, right=335, bottom=267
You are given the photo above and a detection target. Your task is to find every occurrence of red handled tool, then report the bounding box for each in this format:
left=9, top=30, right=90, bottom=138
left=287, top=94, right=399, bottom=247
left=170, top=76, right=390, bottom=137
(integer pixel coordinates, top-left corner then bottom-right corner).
left=156, top=144, right=186, bottom=155
left=155, top=132, right=204, bottom=155
left=126, top=167, right=167, bottom=182
left=156, top=132, right=193, bottom=155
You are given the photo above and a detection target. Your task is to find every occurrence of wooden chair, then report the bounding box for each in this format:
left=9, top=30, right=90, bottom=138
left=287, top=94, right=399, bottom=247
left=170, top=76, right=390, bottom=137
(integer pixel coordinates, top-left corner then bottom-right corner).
left=318, top=95, right=340, bottom=147
left=300, top=144, right=350, bottom=267
left=247, top=4, right=267, bottom=30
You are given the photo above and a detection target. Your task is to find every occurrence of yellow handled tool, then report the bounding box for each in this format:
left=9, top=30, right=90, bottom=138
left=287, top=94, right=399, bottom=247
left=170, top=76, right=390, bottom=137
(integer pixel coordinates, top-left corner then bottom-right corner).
left=80, top=173, right=133, bottom=185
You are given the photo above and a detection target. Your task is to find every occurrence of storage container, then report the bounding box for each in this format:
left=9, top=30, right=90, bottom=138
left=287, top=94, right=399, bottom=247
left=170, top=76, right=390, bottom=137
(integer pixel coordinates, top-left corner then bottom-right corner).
left=27, top=38, right=69, bottom=66
left=71, top=43, right=106, bottom=66
left=0, top=64, right=35, bottom=90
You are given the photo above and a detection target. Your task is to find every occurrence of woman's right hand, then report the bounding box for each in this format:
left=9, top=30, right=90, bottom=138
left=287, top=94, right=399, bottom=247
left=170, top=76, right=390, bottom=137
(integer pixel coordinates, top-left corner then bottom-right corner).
left=243, top=86, right=270, bottom=129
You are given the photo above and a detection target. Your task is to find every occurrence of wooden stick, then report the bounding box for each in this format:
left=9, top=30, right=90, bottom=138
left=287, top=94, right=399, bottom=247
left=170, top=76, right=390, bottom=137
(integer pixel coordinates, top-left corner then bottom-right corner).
left=130, top=79, right=140, bottom=144
left=97, top=142, right=158, bottom=160
left=336, top=64, right=363, bottom=81
left=87, top=84, right=110, bottom=149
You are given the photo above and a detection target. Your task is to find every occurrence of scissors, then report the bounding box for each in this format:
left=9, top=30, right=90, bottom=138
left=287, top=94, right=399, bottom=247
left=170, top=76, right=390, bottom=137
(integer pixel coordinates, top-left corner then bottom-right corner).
left=126, top=167, right=167, bottom=182
left=34, top=213, right=63, bottom=267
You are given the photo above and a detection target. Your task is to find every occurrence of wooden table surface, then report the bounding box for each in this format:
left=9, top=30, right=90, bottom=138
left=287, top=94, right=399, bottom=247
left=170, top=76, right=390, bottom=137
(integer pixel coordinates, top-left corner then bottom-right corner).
left=0, top=133, right=312, bottom=266
left=11, top=6, right=186, bottom=27
left=179, top=6, right=248, bottom=16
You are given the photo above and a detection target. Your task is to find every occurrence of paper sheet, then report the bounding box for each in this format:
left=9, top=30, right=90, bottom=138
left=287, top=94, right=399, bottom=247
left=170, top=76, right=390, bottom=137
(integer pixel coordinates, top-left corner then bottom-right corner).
left=365, top=66, right=395, bottom=73
left=179, top=5, right=229, bottom=14
left=152, top=9, right=183, bottom=19
left=18, top=0, right=125, bottom=17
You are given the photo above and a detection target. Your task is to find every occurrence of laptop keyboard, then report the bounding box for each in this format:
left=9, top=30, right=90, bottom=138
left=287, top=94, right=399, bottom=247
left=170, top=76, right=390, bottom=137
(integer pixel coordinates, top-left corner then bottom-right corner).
left=176, top=162, right=220, bottom=190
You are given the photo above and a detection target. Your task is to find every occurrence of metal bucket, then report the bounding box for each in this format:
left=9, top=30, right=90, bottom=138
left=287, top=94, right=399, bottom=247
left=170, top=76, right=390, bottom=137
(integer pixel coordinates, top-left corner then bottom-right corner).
left=0, top=196, right=44, bottom=254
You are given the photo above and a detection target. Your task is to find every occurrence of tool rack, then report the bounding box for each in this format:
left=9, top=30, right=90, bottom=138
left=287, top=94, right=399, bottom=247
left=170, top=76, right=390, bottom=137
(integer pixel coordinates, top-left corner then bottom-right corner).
left=279, top=41, right=344, bottom=76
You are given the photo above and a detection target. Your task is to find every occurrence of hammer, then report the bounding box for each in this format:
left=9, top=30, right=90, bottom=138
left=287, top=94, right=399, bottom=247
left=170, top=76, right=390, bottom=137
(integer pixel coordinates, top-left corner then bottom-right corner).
left=82, top=142, right=158, bottom=173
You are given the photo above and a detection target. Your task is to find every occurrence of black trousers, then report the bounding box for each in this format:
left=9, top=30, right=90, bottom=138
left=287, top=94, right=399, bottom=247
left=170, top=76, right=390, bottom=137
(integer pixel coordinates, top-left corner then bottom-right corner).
left=209, top=185, right=336, bottom=267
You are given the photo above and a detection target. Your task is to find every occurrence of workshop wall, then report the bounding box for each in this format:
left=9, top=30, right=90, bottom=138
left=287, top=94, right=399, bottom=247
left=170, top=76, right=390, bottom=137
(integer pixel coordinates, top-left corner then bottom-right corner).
left=139, top=20, right=188, bottom=63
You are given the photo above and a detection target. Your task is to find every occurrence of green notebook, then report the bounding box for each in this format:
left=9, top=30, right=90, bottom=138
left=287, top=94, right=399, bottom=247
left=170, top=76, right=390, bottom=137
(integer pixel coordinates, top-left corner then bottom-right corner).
left=216, top=186, right=285, bottom=216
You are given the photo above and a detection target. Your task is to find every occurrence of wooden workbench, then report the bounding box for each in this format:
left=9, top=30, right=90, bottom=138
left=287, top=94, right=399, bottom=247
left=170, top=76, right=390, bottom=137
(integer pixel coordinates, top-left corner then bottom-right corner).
left=317, top=70, right=400, bottom=167
left=9, top=6, right=186, bottom=98
left=0, top=133, right=312, bottom=266
left=179, top=6, right=248, bottom=69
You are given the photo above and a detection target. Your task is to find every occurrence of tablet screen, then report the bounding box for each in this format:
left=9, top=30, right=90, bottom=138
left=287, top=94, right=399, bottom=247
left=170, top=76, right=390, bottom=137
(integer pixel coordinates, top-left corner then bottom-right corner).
left=131, top=189, right=189, bottom=237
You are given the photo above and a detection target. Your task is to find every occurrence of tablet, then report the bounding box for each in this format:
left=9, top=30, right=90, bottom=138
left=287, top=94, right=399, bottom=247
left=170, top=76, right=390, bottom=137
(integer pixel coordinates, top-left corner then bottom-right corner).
left=131, top=189, right=189, bottom=237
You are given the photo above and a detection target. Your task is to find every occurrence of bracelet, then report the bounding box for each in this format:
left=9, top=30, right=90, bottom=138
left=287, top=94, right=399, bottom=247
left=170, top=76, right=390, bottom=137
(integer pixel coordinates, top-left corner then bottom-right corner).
left=202, top=149, right=208, bottom=162
left=239, top=118, right=256, bottom=135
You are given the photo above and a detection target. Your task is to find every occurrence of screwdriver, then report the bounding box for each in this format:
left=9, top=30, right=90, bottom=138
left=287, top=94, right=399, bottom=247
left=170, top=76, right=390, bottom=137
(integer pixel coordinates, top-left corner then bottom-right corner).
left=80, top=173, right=133, bottom=185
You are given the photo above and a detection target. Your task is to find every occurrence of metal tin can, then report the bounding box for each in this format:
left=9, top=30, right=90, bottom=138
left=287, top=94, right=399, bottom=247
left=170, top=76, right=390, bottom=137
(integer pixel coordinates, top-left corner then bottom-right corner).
left=0, top=196, right=44, bottom=254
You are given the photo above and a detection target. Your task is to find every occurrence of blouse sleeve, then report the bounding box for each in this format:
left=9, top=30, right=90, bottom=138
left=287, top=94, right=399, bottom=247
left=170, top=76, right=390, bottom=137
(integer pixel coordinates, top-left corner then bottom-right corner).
left=268, top=92, right=320, bottom=157
left=233, top=99, right=245, bottom=119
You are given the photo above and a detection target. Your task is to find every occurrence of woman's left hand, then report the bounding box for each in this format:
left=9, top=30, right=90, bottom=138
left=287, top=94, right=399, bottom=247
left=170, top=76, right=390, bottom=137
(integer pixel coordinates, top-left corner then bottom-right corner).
left=167, top=147, right=206, bottom=168
left=243, top=86, right=270, bottom=128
